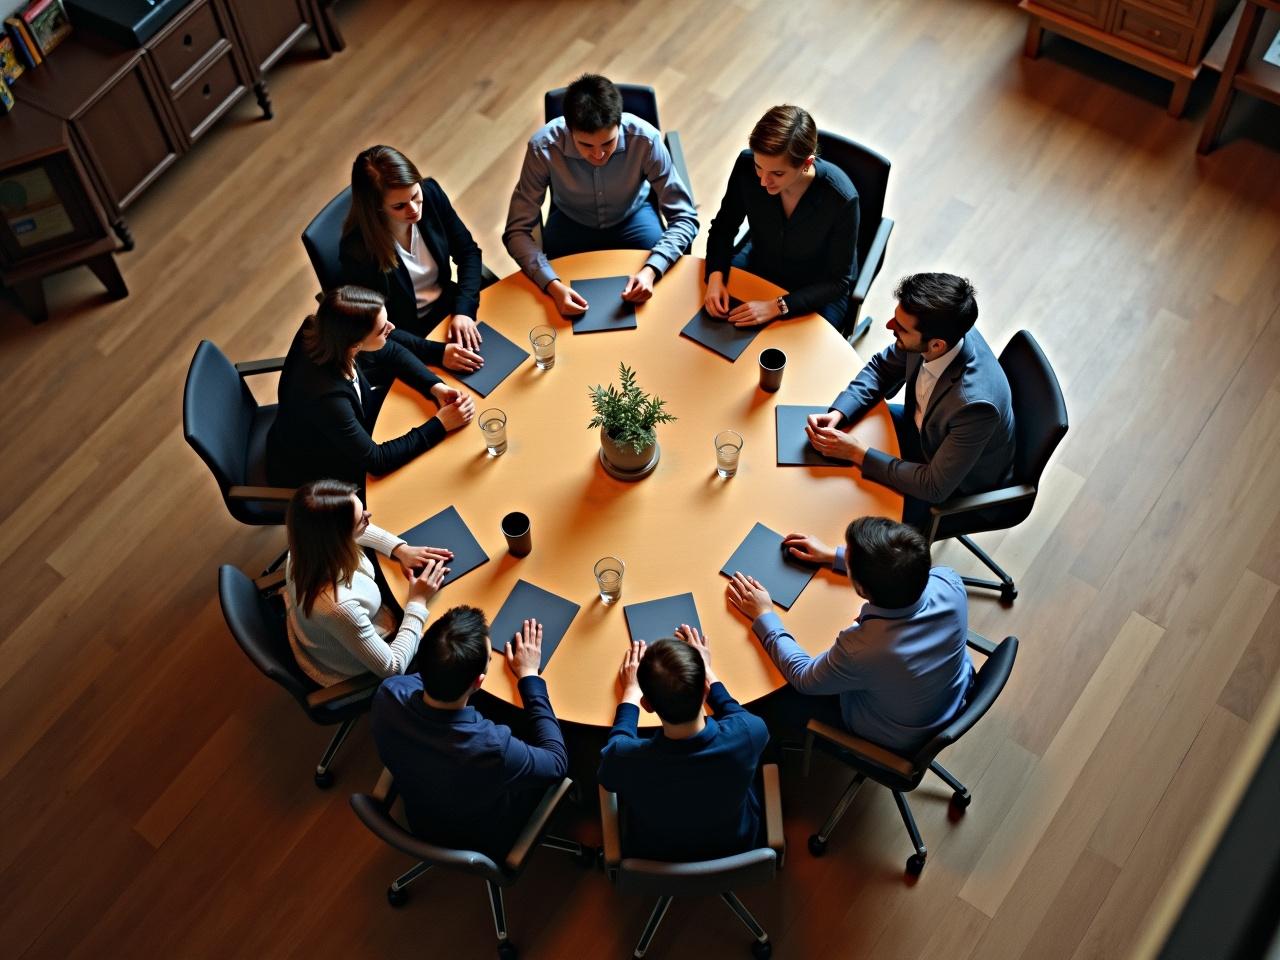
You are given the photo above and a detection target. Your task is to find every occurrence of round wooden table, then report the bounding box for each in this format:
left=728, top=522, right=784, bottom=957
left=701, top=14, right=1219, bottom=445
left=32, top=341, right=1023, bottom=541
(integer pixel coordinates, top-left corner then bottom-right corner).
left=370, top=251, right=902, bottom=727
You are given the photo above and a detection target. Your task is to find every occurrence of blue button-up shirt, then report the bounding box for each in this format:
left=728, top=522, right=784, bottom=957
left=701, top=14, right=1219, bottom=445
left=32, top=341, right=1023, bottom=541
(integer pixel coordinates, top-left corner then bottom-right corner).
left=503, top=114, right=698, bottom=289
left=752, top=563, right=974, bottom=755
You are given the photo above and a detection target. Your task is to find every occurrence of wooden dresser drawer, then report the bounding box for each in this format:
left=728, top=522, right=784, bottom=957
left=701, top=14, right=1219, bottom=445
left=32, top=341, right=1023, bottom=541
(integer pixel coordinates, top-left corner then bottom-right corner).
left=1129, top=0, right=1198, bottom=20
left=152, top=1, right=229, bottom=90
left=1034, top=0, right=1113, bottom=28
left=172, top=50, right=246, bottom=141
left=1112, top=2, right=1194, bottom=60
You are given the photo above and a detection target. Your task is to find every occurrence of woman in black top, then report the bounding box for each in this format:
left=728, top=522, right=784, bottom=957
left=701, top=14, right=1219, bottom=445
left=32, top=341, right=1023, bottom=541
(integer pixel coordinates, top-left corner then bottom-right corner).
left=266, top=285, right=475, bottom=488
left=703, top=105, right=859, bottom=329
left=340, top=145, right=486, bottom=369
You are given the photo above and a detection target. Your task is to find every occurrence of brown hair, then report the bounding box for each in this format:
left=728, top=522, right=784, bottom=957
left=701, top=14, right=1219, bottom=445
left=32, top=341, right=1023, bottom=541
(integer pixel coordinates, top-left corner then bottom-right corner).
left=287, top=479, right=363, bottom=618
left=345, top=145, right=422, bottom=273
left=637, top=638, right=707, bottom=723
left=301, top=285, right=385, bottom=378
left=748, top=105, right=818, bottom=168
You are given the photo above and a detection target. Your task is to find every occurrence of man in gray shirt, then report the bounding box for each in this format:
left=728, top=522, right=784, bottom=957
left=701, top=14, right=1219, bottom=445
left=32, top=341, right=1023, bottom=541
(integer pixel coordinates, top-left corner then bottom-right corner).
left=503, top=73, right=698, bottom=316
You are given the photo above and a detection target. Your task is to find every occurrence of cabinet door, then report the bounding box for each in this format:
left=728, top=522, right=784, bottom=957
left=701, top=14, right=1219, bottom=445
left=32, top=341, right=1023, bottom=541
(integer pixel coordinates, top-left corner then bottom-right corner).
left=1035, top=0, right=1114, bottom=29
left=225, top=0, right=311, bottom=73
left=74, top=60, right=181, bottom=211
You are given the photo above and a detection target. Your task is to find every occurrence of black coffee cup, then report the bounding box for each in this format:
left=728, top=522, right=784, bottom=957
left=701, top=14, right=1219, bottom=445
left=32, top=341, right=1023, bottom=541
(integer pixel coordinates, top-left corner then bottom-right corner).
left=759, top=348, right=786, bottom=392
left=502, top=511, right=532, bottom=557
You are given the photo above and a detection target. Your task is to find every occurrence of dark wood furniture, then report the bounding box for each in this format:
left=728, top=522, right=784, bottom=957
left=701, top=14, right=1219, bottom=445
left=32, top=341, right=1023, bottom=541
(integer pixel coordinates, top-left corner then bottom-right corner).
left=1020, top=0, right=1236, bottom=115
left=1197, top=0, right=1280, bottom=151
left=0, top=106, right=126, bottom=322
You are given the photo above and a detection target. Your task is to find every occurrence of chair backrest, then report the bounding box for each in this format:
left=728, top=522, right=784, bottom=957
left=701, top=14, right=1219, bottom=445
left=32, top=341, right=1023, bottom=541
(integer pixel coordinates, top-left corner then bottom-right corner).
left=184, top=341, right=260, bottom=498
left=349, top=792, right=509, bottom=883
left=543, top=83, right=660, bottom=128
left=911, top=636, right=1019, bottom=771
left=815, top=130, right=890, bottom=267
left=218, top=564, right=317, bottom=711
left=1000, top=331, right=1068, bottom=486
left=616, top=847, right=777, bottom=898
left=301, top=186, right=353, bottom=293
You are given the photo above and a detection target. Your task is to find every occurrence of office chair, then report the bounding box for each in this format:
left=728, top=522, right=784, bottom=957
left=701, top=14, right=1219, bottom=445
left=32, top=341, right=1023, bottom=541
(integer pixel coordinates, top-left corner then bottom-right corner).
left=543, top=82, right=695, bottom=208
left=301, top=186, right=500, bottom=300
left=731, top=130, right=892, bottom=341
left=218, top=564, right=377, bottom=788
left=184, top=340, right=293, bottom=532
left=805, top=633, right=1018, bottom=875
left=927, top=330, right=1068, bottom=603
left=351, top=772, right=592, bottom=960
left=600, top=765, right=784, bottom=959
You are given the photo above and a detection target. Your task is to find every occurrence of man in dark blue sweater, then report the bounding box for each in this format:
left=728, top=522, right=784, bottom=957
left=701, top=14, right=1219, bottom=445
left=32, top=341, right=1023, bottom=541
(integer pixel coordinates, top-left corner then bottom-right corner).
left=598, top=626, right=770, bottom=862
left=371, top=607, right=567, bottom=857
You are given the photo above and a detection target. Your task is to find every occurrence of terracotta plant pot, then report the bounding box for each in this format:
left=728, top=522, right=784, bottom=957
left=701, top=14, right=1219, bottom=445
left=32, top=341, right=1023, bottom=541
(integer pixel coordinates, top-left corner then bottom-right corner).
left=600, top=427, right=656, bottom=474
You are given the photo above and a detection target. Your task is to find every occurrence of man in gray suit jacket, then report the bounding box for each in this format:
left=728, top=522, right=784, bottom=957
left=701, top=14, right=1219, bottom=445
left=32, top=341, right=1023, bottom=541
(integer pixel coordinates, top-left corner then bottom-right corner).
left=807, top=273, right=1014, bottom=531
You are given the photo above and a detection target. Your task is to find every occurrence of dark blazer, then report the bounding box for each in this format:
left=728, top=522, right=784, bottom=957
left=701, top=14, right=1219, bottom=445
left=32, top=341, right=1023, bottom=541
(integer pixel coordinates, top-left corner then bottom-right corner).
left=831, top=329, right=1015, bottom=503
left=597, top=682, right=770, bottom=862
left=704, top=150, right=860, bottom=316
left=371, top=674, right=569, bottom=857
left=339, top=178, right=483, bottom=337
left=266, top=324, right=445, bottom=488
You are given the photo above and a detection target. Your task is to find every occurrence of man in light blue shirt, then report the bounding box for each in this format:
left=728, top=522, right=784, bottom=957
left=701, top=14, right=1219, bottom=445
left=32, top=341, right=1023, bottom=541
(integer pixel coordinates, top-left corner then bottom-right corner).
left=726, top=517, right=973, bottom=755
left=503, top=73, right=698, bottom=316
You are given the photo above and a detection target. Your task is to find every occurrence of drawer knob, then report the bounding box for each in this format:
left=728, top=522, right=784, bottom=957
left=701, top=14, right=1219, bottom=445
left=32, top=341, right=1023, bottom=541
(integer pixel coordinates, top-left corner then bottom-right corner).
left=202, top=83, right=212, bottom=97
left=183, top=33, right=193, bottom=47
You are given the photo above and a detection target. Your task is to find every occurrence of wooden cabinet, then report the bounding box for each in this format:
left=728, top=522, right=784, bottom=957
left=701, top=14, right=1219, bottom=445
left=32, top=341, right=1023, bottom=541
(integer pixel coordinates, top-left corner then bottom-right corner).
left=1020, top=0, right=1236, bottom=115
left=225, top=0, right=313, bottom=74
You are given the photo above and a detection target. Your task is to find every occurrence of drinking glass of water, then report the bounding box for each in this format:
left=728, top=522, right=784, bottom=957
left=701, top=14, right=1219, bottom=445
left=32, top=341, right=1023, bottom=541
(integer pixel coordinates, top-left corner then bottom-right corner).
left=594, top=556, right=625, bottom=605
left=479, top=408, right=507, bottom=457
left=529, top=325, right=557, bottom=370
left=715, top=430, right=743, bottom=478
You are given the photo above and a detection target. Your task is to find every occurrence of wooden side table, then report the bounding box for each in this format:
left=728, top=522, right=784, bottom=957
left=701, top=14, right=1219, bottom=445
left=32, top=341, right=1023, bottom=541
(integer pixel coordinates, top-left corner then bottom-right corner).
left=1197, top=0, right=1280, bottom=151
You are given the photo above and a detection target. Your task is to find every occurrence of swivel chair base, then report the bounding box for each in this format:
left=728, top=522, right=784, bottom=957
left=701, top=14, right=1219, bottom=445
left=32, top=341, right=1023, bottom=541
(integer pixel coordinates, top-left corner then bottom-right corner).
left=633, top=891, right=772, bottom=959
left=956, top=534, right=1018, bottom=604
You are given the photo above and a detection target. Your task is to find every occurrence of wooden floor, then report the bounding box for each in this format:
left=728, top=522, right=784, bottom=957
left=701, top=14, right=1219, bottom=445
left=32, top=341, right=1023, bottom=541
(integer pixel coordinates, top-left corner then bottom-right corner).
left=3, top=0, right=1279, bottom=957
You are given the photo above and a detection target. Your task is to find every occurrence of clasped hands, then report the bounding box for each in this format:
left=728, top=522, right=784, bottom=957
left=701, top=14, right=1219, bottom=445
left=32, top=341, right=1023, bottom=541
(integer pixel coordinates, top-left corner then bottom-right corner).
left=429, top=382, right=476, bottom=432
left=702, top=272, right=777, bottom=328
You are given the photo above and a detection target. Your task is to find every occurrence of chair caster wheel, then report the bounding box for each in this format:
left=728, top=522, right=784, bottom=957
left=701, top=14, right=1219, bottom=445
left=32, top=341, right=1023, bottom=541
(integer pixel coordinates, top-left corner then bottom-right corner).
left=906, top=853, right=927, bottom=875
left=951, top=790, right=972, bottom=810
left=386, top=886, right=407, bottom=907
left=497, top=940, right=518, bottom=960
left=1000, top=586, right=1018, bottom=604
left=314, top=769, right=334, bottom=789
left=807, top=834, right=827, bottom=857
left=751, top=939, right=773, bottom=959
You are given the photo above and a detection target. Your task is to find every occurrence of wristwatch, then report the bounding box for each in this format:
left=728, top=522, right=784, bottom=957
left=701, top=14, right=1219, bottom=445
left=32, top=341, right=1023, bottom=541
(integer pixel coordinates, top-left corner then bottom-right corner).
left=776, top=296, right=789, bottom=316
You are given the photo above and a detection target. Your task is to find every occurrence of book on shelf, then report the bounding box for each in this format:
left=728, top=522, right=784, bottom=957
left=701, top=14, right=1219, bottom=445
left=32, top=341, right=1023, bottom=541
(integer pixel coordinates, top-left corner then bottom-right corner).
left=5, top=17, right=42, bottom=67
left=0, top=34, right=25, bottom=83
left=0, top=74, right=14, bottom=114
left=22, top=0, right=72, bottom=57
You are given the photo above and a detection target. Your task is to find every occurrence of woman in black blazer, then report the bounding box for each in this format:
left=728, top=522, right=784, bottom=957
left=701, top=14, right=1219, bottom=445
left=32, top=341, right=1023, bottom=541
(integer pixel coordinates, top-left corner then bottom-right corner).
left=340, top=145, right=486, bottom=361
left=703, top=105, right=859, bottom=330
left=266, top=285, right=475, bottom=489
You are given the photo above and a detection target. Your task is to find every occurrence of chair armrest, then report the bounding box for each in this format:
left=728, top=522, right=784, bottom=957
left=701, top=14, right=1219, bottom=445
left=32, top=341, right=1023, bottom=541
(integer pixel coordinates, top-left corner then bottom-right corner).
left=235, top=357, right=286, bottom=376
left=806, top=719, right=915, bottom=778
left=600, top=786, right=622, bottom=873
left=965, top=630, right=998, bottom=657
left=930, top=484, right=1036, bottom=519
left=227, top=485, right=296, bottom=502
left=371, top=766, right=395, bottom=804
left=664, top=130, right=694, bottom=206
left=305, top=672, right=380, bottom=710
left=504, top=777, right=573, bottom=872
left=480, top=262, right=500, bottom=289
left=850, top=217, right=893, bottom=305
left=761, top=763, right=785, bottom=866
left=253, top=568, right=286, bottom=593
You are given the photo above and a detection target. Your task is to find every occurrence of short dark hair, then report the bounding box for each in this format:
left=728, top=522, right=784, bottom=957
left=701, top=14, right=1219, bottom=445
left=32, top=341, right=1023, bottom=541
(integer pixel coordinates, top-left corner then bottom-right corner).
left=418, top=606, right=490, bottom=701
left=637, top=638, right=706, bottom=724
left=844, top=517, right=932, bottom=608
left=563, top=73, right=622, bottom=133
left=894, top=273, right=978, bottom=349
left=748, top=104, right=818, bottom=168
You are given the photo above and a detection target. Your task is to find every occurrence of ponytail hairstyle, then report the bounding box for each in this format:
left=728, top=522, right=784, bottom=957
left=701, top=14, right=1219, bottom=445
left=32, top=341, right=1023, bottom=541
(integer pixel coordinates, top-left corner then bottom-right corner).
left=345, top=145, right=422, bottom=272
left=287, top=479, right=363, bottom=617
left=748, top=105, right=819, bottom=169
left=301, top=285, right=386, bottom=378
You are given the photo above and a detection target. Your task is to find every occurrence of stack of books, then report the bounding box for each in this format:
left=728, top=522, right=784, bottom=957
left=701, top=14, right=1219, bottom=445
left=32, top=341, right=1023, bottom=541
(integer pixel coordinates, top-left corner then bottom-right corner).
left=2, top=0, right=74, bottom=110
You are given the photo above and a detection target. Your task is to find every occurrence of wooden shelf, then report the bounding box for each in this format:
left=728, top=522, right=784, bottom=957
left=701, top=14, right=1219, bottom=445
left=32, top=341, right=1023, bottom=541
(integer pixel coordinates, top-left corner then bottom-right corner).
left=1205, top=3, right=1280, bottom=101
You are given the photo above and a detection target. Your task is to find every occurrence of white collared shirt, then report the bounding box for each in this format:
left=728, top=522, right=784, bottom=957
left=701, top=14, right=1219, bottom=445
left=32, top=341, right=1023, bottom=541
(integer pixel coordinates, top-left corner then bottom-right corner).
left=914, top=336, right=965, bottom=431
left=395, top=226, right=442, bottom=310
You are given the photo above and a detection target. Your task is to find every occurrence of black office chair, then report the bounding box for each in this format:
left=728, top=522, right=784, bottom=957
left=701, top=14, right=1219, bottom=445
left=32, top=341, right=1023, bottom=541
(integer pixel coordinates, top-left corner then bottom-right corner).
left=300, top=186, right=500, bottom=300
left=218, top=564, right=378, bottom=788
left=600, top=765, right=784, bottom=959
left=184, top=340, right=293, bottom=531
left=805, top=633, right=1018, bottom=875
left=927, top=330, right=1069, bottom=603
left=351, top=772, right=591, bottom=960
left=543, top=82, right=695, bottom=208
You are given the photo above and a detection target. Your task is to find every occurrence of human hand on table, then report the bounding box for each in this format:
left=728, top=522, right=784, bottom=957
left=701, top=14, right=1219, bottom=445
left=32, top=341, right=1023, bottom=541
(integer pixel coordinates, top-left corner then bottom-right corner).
left=429, top=383, right=475, bottom=431
left=443, top=343, right=484, bottom=373
left=447, top=315, right=483, bottom=351
left=703, top=272, right=731, bottom=317
left=618, top=639, right=646, bottom=704
left=621, top=266, right=656, bottom=303
left=675, top=623, right=719, bottom=685
left=505, top=618, right=543, bottom=679
left=726, top=572, right=773, bottom=621
left=805, top=422, right=865, bottom=465
left=547, top=279, right=588, bottom=316
left=391, top=543, right=454, bottom=580
left=406, top=557, right=448, bottom=606
left=727, top=299, right=779, bottom=327
left=781, top=534, right=835, bottom=567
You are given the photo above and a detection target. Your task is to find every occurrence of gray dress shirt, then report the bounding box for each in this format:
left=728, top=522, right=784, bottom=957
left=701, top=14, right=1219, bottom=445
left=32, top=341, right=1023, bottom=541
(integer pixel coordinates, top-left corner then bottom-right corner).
left=503, top=114, right=698, bottom=289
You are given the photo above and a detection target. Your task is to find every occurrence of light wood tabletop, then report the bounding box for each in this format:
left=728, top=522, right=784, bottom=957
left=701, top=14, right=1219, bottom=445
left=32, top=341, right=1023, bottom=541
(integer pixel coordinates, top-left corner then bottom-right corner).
left=369, top=250, right=902, bottom=726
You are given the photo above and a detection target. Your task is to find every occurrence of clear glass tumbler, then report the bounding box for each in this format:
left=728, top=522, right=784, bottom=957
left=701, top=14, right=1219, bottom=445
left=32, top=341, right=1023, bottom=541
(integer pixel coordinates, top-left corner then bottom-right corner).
left=715, top=430, right=744, bottom=478
left=594, top=556, right=625, bottom=605
left=529, top=325, right=557, bottom=370
left=479, top=408, right=507, bottom=457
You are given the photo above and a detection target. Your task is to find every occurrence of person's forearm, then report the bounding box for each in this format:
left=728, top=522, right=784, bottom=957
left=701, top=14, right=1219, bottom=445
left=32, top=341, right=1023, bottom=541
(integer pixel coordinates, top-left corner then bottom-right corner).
left=752, top=611, right=855, bottom=695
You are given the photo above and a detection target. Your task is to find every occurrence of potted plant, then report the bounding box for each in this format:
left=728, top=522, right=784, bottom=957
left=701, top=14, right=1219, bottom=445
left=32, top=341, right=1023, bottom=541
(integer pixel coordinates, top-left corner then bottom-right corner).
left=588, top=363, right=677, bottom=478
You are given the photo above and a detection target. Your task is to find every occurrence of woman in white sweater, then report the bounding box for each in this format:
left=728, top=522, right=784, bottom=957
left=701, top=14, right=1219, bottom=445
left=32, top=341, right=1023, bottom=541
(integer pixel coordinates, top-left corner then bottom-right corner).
left=285, top=479, right=452, bottom=686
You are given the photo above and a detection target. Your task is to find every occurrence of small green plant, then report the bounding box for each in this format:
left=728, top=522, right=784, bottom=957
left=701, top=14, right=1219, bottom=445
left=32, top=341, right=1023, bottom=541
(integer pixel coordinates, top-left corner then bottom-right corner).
left=588, top=363, right=677, bottom=454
